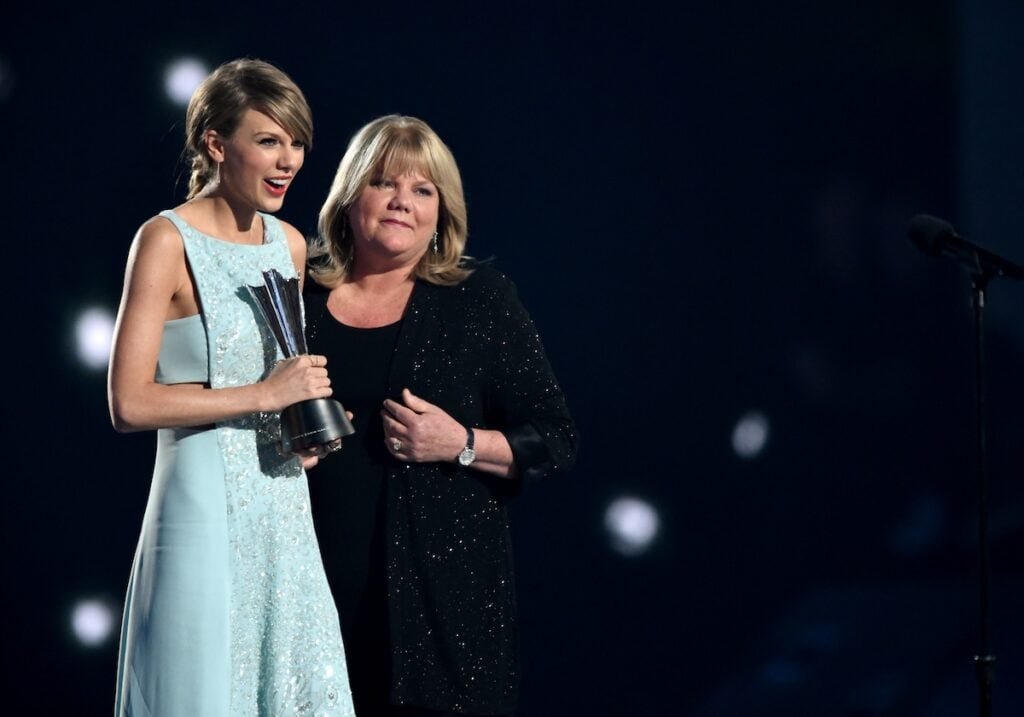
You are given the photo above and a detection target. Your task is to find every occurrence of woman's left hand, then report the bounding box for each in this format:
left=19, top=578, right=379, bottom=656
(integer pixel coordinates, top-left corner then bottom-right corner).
left=382, top=388, right=465, bottom=463
left=293, top=411, right=351, bottom=469
left=295, top=437, right=344, bottom=469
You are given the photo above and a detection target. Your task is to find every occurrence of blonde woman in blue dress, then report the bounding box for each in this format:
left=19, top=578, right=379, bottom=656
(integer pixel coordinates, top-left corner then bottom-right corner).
left=107, top=58, right=353, bottom=716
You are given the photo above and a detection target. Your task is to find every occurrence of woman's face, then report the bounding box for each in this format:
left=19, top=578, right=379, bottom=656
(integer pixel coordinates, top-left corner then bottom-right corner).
left=209, top=108, right=305, bottom=212
left=347, top=168, right=440, bottom=265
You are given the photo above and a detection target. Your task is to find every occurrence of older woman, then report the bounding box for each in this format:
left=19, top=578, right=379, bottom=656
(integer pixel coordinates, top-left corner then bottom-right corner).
left=305, top=115, right=578, bottom=716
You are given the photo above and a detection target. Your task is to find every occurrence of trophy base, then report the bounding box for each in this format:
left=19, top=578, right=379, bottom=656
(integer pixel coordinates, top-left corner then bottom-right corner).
left=280, top=397, right=356, bottom=454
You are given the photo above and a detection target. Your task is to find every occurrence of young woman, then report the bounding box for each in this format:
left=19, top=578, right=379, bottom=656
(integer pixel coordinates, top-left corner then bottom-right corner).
left=108, top=58, right=353, bottom=716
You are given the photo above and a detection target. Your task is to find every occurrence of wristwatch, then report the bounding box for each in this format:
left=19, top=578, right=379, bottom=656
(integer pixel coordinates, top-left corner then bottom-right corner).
left=456, top=426, right=477, bottom=466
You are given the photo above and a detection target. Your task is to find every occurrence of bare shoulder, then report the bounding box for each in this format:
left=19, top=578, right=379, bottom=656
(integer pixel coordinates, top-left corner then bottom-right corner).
left=278, top=219, right=309, bottom=277
left=132, top=214, right=185, bottom=257
left=117, top=214, right=189, bottom=312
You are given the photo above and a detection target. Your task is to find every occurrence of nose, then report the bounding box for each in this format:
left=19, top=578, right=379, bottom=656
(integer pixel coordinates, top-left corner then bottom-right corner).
left=278, top=144, right=303, bottom=172
left=388, top=186, right=412, bottom=211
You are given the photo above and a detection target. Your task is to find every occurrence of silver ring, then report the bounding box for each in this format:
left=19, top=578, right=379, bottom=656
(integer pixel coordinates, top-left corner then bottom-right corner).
left=391, top=439, right=403, bottom=452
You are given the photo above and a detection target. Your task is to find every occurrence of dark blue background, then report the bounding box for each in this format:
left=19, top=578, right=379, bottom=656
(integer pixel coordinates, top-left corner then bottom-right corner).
left=4, top=1, right=1023, bottom=714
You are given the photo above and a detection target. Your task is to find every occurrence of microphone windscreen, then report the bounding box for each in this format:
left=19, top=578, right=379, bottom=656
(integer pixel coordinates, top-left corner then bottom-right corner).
left=908, top=214, right=956, bottom=256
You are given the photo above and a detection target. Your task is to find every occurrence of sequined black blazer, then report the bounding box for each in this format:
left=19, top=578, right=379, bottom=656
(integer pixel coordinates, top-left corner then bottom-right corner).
left=317, top=262, right=577, bottom=714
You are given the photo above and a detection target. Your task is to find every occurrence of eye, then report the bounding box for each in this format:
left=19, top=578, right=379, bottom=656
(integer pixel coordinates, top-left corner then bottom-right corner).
left=258, top=137, right=279, bottom=146
left=415, top=186, right=435, bottom=197
left=370, top=178, right=394, bottom=189
left=291, top=140, right=306, bottom=150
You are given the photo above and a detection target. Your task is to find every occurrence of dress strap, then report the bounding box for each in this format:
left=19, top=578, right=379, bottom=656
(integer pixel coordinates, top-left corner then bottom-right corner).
left=158, top=209, right=190, bottom=238
left=259, top=212, right=285, bottom=246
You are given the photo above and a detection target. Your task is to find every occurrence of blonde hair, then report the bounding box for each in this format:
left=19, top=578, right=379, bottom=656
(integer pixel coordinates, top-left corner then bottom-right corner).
left=309, top=115, right=471, bottom=287
left=184, top=58, right=313, bottom=199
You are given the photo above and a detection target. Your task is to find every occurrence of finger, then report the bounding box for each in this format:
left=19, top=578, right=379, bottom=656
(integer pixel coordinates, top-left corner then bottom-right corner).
left=312, top=369, right=331, bottom=385
left=401, top=388, right=436, bottom=413
left=381, top=412, right=409, bottom=439
left=386, top=435, right=406, bottom=456
left=312, top=383, right=333, bottom=398
left=383, top=398, right=419, bottom=423
left=301, top=454, right=320, bottom=470
left=310, top=354, right=328, bottom=368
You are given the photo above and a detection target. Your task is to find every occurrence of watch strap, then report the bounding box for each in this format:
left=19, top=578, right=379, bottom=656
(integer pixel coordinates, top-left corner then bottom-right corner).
left=456, top=426, right=477, bottom=465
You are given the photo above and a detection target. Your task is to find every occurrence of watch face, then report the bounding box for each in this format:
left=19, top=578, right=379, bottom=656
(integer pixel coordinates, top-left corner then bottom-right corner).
left=458, top=447, right=477, bottom=466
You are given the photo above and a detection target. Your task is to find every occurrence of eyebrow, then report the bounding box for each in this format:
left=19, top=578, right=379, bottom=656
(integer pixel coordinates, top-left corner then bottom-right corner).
left=374, top=171, right=435, bottom=184
left=252, top=128, right=300, bottom=142
left=399, top=173, right=435, bottom=184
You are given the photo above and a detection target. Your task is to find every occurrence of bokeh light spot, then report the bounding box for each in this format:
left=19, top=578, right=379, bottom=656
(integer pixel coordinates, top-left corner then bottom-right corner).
left=75, top=307, right=115, bottom=370
left=164, top=57, right=208, bottom=106
left=732, top=410, right=769, bottom=459
left=604, top=496, right=659, bottom=556
left=71, top=598, right=116, bottom=647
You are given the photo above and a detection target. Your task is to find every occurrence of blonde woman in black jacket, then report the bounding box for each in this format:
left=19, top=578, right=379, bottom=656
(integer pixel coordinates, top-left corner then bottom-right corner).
left=305, top=114, right=578, bottom=717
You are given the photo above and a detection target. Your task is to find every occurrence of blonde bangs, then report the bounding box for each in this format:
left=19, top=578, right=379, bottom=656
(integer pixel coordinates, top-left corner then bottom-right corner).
left=259, top=96, right=314, bottom=150
left=357, top=128, right=438, bottom=192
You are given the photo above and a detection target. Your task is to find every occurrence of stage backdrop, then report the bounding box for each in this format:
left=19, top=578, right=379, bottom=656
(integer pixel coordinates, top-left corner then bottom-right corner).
left=4, top=1, right=1022, bottom=714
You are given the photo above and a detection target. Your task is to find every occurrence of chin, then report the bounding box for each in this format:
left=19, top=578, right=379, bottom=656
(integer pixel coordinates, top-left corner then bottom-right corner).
left=259, top=198, right=286, bottom=213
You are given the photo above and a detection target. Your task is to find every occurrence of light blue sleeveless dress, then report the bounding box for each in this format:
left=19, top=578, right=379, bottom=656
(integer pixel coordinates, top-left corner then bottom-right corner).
left=114, top=210, right=354, bottom=717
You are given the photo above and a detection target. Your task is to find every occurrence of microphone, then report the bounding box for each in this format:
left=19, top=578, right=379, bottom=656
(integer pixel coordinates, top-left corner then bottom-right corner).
left=908, top=214, right=1024, bottom=281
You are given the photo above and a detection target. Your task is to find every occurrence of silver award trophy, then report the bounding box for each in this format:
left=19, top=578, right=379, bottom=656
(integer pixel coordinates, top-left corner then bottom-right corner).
left=247, top=268, right=355, bottom=453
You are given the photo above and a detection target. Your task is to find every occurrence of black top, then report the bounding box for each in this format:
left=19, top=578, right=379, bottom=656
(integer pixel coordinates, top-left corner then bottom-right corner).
left=306, top=317, right=401, bottom=714
left=305, top=262, right=578, bottom=715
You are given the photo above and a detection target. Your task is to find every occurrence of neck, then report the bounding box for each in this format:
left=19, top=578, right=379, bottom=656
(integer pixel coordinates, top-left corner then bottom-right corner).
left=347, top=250, right=425, bottom=292
left=347, top=263, right=415, bottom=293
left=184, top=191, right=264, bottom=244
left=330, top=258, right=417, bottom=328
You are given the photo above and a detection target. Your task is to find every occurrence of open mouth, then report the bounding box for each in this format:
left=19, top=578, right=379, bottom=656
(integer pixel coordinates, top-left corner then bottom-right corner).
left=264, top=178, right=289, bottom=195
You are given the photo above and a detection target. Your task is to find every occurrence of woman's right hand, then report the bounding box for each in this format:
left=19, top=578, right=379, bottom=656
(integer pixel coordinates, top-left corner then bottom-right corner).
left=260, top=354, right=332, bottom=412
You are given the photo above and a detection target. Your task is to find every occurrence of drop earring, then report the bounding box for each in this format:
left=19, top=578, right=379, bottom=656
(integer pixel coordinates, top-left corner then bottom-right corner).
left=432, top=231, right=439, bottom=253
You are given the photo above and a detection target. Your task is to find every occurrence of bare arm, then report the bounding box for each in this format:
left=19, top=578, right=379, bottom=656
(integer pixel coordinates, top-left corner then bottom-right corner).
left=107, top=217, right=332, bottom=432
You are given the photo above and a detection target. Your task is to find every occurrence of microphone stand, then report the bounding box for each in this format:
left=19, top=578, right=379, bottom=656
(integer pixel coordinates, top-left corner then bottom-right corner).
left=969, top=270, right=995, bottom=717
left=908, top=215, right=1022, bottom=716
